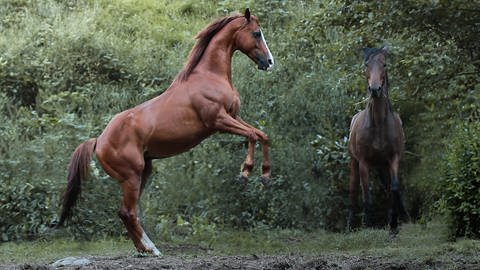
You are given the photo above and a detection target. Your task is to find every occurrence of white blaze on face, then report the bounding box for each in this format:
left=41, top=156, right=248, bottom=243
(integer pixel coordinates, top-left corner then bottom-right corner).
left=260, top=30, right=274, bottom=70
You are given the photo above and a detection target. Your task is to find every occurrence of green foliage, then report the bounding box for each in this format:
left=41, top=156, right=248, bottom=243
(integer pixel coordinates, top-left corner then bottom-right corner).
left=438, top=121, right=480, bottom=239
left=1, top=223, right=479, bottom=265
left=0, top=0, right=479, bottom=242
left=311, top=134, right=350, bottom=231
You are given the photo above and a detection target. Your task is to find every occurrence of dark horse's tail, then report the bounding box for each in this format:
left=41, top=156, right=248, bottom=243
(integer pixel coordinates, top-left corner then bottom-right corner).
left=57, top=138, right=97, bottom=227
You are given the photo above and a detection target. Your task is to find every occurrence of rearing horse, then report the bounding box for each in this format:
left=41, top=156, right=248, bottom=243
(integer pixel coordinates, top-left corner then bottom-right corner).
left=348, top=46, right=406, bottom=234
left=57, top=9, right=274, bottom=255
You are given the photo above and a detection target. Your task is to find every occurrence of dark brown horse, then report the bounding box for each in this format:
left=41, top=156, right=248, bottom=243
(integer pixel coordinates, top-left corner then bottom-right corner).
left=348, top=46, right=406, bottom=234
left=57, top=9, right=274, bottom=255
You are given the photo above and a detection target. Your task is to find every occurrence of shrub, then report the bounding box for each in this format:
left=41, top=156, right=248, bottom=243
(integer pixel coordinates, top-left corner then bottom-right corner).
left=311, top=134, right=350, bottom=231
left=438, top=120, right=480, bottom=239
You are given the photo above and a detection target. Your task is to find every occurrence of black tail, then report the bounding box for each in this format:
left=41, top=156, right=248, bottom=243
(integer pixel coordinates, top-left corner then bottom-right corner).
left=57, top=138, right=96, bottom=227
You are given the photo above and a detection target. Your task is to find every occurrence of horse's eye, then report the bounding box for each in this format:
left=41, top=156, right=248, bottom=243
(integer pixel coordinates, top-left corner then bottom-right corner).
left=253, top=31, right=261, bottom=39
left=384, top=64, right=387, bottom=67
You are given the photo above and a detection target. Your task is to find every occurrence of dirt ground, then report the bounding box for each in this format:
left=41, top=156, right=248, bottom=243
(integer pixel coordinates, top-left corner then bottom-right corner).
left=6, top=253, right=480, bottom=270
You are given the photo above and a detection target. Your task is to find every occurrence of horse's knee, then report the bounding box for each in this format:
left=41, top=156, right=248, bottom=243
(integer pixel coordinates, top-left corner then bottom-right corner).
left=261, top=133, right=269, bottom=144
left=118, top=208, right=136, bottom=223
left=391, top=175, right=400, bottom=191
left=242, top=162, right=254, bottom=173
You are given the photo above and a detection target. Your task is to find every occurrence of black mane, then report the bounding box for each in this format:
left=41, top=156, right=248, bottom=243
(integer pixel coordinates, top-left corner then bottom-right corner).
left=363, top=46, right=387, bottom=63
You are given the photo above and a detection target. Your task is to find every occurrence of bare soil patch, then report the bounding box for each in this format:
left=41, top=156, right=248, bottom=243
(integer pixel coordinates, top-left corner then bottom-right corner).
left=6, top=253, right=479, bottom=270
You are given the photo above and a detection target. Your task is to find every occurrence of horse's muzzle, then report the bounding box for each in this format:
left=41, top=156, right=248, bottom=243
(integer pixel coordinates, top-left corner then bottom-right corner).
left=256, top=55, right=274, bottom=71
left=368, top=86, right=383, bottom=97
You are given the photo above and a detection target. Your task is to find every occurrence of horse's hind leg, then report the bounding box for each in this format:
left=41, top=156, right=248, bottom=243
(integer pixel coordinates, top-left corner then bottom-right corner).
left=119, top=177, right=161, bottom=256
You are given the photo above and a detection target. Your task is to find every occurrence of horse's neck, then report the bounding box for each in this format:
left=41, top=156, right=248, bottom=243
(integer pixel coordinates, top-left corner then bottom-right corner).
left=197, top=31, right=235, bottom=82
left=367, top=97, right=392, bottom=128
left=367, top=76, right=390, bottom=127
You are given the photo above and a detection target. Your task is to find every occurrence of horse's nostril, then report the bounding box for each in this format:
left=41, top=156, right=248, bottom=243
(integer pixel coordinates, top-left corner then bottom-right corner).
left=268, top=59, right=273, bottom=65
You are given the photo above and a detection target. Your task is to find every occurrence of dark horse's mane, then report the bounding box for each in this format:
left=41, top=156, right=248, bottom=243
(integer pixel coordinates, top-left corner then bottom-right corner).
left=363, top=47, right=385, bottom=63
left=175, top=14, right=243, bottom=82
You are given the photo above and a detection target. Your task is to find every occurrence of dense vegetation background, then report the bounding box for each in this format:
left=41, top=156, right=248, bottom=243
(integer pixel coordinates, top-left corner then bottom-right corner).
left=0, top=0, right=478, bottom=242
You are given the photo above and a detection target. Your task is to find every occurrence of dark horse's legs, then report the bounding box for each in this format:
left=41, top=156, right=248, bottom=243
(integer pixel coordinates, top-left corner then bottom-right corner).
left=349, top=159, right=374, bottom=229
left=388, top=156, right=403, bottom=235
left=349, top=159, right=373, bottom=229
left=359, top=160, right=374, bottom=227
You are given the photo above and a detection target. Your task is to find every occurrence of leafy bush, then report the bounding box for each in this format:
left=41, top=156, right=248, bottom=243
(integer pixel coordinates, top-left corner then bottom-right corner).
left=311, top=134, right=350, bottom=231
left=438, top=121, right=480, bottom=239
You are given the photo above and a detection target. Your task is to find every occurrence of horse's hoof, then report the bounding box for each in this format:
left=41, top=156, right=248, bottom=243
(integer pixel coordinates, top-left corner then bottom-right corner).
left=151, top=247, right=162, bottom=257
left=389, top=227, right=399, bottom=238
left=237, top=174, right=249, bottom=185
left=346, top=220, right=359, bottom=232
left=260, top=176, right=271, bottom=187
left=136, top=248, right=162, bottom=257
left=135, top=252, right=150, bottom=258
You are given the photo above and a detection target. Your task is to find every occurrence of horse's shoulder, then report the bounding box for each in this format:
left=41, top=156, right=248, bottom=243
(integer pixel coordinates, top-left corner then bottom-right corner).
left=349, top=110, right=366, bottom=140
left=350, top=110, right=366, bottom=128
left=393, top=112, right=403, bottom=126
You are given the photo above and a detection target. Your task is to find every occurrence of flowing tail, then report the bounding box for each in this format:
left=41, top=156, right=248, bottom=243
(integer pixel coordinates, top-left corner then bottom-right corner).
left=57, top=138, right=97, bottom=227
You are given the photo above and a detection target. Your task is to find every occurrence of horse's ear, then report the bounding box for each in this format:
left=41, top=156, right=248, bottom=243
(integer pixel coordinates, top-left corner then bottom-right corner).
left=362, top=47, right=371, bottom=57
left=381, top=45, right=389, bottom=55
left=244, top=8, right=251, bottom=22
left=362, top=47, right=372, bottom=63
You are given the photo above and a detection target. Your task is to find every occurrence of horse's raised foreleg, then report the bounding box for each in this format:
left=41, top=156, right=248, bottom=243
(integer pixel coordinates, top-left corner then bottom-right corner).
left=239, top=139, right=255, bottom=184
left=236, top=117, right=270, bottom=184
left=215, top=113, right=270, bottom=185
left=260, top=140, right=270, bottom=183
left=119, top=177, right=161, bottom=256
left=348, top=158, right=360, bottom=230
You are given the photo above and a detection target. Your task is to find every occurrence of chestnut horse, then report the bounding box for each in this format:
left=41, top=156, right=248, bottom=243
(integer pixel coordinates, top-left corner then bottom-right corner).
left=57, top=9, right=274, bottom=255
left=348, top=46, right=406, bottom=234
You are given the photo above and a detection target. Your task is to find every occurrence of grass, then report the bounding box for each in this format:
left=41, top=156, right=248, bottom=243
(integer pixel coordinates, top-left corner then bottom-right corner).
left=1, top=222, right=479, bottom=264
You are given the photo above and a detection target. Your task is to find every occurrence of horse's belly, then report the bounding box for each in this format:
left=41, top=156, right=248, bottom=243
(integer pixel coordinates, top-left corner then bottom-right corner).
left=145, top=131, right=213, bottom=159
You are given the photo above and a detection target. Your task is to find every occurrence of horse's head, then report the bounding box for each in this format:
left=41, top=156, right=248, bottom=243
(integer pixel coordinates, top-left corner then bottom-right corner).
left=364, top=46, right=388, bottom=98
left=234, top=8, right=274, bottom=71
